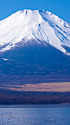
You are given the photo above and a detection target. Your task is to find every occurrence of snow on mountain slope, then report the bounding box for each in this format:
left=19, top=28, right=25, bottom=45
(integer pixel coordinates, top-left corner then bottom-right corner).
left=0, top=9, right=70, bottom=55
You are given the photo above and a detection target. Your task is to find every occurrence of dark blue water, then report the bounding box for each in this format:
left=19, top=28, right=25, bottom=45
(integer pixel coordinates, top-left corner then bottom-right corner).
left=0, top=105, right=70, bottom=125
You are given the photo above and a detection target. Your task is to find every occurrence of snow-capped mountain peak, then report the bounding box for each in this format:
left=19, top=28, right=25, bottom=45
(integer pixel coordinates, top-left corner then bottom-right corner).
left=0, top=9, right=70, bottom=55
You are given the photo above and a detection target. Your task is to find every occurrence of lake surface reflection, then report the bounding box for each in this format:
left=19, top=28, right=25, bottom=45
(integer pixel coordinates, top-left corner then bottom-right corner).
left=0, top=105, right=70, bottom=125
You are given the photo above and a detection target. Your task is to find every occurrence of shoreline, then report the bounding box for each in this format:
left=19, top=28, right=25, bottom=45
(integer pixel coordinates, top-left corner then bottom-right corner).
left=0, top=104, right=70, bottom=108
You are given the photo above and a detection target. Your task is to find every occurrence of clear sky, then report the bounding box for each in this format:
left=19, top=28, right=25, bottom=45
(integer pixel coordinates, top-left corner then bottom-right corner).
left=0, top=0, right=70, bottom=23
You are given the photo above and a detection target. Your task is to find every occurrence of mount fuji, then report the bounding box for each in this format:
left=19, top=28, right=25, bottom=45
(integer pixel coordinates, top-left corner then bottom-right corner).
left=0, top=9, right=70, bottom=84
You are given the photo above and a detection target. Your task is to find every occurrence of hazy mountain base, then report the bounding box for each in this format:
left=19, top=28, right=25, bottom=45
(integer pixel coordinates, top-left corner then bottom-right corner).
left=0, top=42, right=70, bottom=75
left=0, top=42, right=70, bottom=85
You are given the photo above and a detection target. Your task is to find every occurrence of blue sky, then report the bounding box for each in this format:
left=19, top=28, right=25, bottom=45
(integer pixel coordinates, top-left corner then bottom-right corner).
left=0, top=0, right=70, bottom=22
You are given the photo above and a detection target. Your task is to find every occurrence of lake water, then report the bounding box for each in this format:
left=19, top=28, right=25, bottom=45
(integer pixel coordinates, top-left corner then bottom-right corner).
left=0, top=105, right=70, bottom=125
